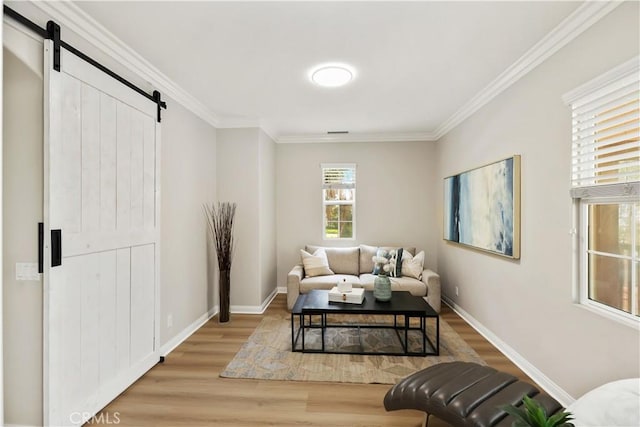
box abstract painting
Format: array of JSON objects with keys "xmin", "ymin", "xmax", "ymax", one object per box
[{"xmin": 444, "ymin": 156, "xmax": 520, "ymax": 259}]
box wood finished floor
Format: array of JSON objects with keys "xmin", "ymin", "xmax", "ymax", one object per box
[{"xmin": 95, "ymin": 295, "xmax": 535, "ymax": 426}]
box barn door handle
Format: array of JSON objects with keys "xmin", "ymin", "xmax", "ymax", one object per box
[
  {"xmin": 38, "ymin": 223, "xmax": 44, "ymax": 273},
  {"xmin": 51, "ymin": 229, "xmax": 62, "ymax": 267}
]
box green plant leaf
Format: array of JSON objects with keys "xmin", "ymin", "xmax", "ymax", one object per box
[
  {"xmin": 500, "ymin": 394, "xmax": 574, "ymax": 427},
  {"xmin": 520, "ymin": 395, "xmax": 545, "ymax": 426},
  {"xmin": 500, "ymin": 403, "xmax": 531, "ymax": 427},
  {"xmin": 547, "ymin": 410, "xmax": 574, "ymax": 427}
]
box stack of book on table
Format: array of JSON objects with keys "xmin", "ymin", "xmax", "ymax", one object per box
[{"xmin": 328, "ymin": 287, "xmax": 365, "ymax": 304}]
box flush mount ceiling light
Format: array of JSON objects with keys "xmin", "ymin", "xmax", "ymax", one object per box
[{"xmin": 310, "ymin": 64, "xmax": 355, "ymax": 88}]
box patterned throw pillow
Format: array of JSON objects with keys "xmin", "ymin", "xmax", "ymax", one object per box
[
  {"xmin": 401, "ymin": 250, "xmax": 425, "ymax": 280},
  {"xmin": 372, "ymin": 248, "xmax": 403, "ymax": 277},
  {"xmin": 300, "ymin": 248, "xmax": 334, "ymax": 277}
]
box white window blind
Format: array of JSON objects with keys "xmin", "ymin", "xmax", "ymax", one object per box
[
  {"xmin": 564, "ymin": 56, "xmax": 640, "ymax": 197},
  {"xmin": 322, "ymin": 164, "xmax": 356, "ymax": 189},
  {"xmin": 565, "ymin": 57, "xmax": 640, "ymax": 326}
]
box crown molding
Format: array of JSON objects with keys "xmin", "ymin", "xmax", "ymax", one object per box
[
  {"xmin": 30, "ymin": 0, "xmax": 221, "ymax": 128},
  {"xmin": 433, "ymin": 0, "xmax": 623, "ymax": 140},
  {"xmin": 280, "ymin": 1, "xmax": 623, "ymax": 144},
  {"xmin": 25, "ymin": 0, "xmax": 623, "ymax": 143},
  {"xmin": 562, "ymin": 55, "xmax": 639, "ymax": 105},
  {"xmin": 217, "ymin": 118, "xmax": 261, "ymax": 129},
  {"xmin": 277, "ymin": 131, "xmax": 437, "ymax": 144},
  {"xmin": 215, "ymin": 118, "xmax": 279, "ymax": 142},
  {"xmin": 257, "ymin": 122, "xmax": 279, "ymax": 143}
]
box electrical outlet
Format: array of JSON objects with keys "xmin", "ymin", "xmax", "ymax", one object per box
[
  {"xmin": 455, "ymin": 286, "xmax": 459, "ymax": 296},
  {"xmin": 167, "ymin": 314, "xmax": 173, "ymax": 328}
]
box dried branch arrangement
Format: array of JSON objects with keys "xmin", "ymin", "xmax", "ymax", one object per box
[
  {"xmin": 204, "ymin": 202, "xmax": 237, "ymax": 271},
  {"xmin": 205, "ymin": 202, "xmax": 236, "ymax": 322}
]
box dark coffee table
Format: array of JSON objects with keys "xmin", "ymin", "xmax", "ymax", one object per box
[{"xmin": 291, "ymin": 290, "xmax": 439, "ymax": 356}]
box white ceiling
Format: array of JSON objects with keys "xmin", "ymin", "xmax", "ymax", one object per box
[{"xmin": 74, "ymin": 1, "xmax": 581, "ymax": 141}]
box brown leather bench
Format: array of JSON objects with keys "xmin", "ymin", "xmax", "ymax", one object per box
[{"xmin": 384, "ymin": 362, "xmax": 563, "ymax": 427}]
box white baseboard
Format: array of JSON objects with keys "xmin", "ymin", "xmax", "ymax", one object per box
[
  {"xmin": 230, "ymin": 287, "xmax": 280, "ymax": 314},
  {"xmin": 159, "ymin": 305, "xmax": 218, "ymax": 357},
  {"xmin": 158, "ymin": 287, "xmax": 280, "ymax": 359},
  {"xmin": 442, "ymin": 295, "xmax": 575, "ymax": 407}
]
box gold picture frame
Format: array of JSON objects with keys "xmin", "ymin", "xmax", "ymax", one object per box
[{"xmin": 444, "ymin": 155, "xmax": 521, "ymax": 259}]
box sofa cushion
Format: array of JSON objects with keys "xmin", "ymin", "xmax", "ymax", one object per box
[
  {"xmin": 402, "ymin": 251, "xmax": 425, "ymax": 280},
  {"xmin": 300, "ymin": 274, "xmax": 361, "ymax": 293},
  {"xmin": 359, "ymin": 244, "xmax": 378, "ymax": 274},
  {"xmin": 300, "ymin": 248, "xmax": 334, "ymax": 277},
  {"xmin": 306, "ymin": 245, "xmax": 359, "ymax": 275},
  {"xmin": 359, "ymin": 274, "xmax": 426, "ymax": 296}
]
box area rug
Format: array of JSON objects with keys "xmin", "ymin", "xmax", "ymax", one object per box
[{"xmin": 220, "ymin": 312, "xmax": 485, "ymax": 384}]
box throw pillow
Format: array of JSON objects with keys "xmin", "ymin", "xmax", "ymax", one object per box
[
  {"xmin": 359, "ymin": 244, "xmax": 378, "ymax": 274},
  {"xmin": 300, "ymin": 248, "xmax": 334, "ymax": 277},
  {"xmin": 402, "ymin": 250, "xmax": 425, "ymax": 279},
  {"xmin": 372, "ymin": 247, "xmax": 403, "ymax": 277},
  {"xmin": 388, "ymin": 248, "xmax": 403, "ymax": 277},
  {"xmin": 371, "ymin": 248, "xmax": 387, "ymax": 275}
]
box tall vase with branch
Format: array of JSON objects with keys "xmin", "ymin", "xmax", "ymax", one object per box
[{"xmin": 204, "ymin": 202, "xmax": 236, "ymax": 323}]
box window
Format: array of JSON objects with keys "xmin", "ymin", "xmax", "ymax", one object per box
[
  {"xmin": 322, "ymin": 164, "xmax": 355, "ymax": 239},
  {"xmin": 564, "ymin": 56, "xmax": 639, "ymax": 324},
  {"xmin": 583, "ymin": 201, "xmax": 639, "ymax": 317}
]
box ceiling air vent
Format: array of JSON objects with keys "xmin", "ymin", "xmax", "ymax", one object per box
[{"xmin": 327, "ymin": 131, "xmax": 349, "ymax": 134}]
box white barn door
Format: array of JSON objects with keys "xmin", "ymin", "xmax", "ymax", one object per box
[{"xmin": 43, "ymin": 40, "xmax": 160, "ymax": 426}]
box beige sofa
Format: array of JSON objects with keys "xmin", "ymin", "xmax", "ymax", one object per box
[{"xmin": 287, "ymin": 244, "xmax": 441, "ymax": 313}]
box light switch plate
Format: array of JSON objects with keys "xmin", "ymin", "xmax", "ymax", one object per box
[{"xmin": 16, "ymin": 262, "xmax": 40, "ymax": 281}]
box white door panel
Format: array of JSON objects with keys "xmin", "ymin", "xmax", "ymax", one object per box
[
  {"xmin": 44, "ymin": 40, "xmax": 160, "ymax": 426},
  {"xmin": 80, "ymin": 84, "xmax": 101, "ymax": 233},
  {"xmin": 130, "ymin": 244, "xmax": 156, "ymax": 363},
  {"xmin": 115, "ymin": 248, "xmax": 132, "ymax": 374},
  {"xmin": 99, "ymin": 94, "xmax": 117, "ymax": 232},
  {"xmin": 98, "ymin": 251, "xmax": 118, "ymax": 385}
]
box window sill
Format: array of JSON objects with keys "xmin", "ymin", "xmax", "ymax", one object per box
[{"xmin": 573, "ymin": 302, "xmax": 640, "ymax": 330}]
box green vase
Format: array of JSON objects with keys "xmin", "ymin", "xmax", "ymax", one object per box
[{"xmin": 374, "ymin": 275, "xmax": 392, "ymax": 301}]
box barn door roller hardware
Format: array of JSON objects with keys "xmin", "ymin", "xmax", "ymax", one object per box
[
  {"xmin": 4, "ymin": 5, "xmax": 167, "ymax": 122},
  {"xmin": 46, "ymin": 20, "xmax": 61, "ymax": 71}
]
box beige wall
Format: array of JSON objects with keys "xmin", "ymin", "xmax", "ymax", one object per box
[
  {"xmin": 160, "ymin": 97, "xmax": 217, "ymax": 345},
  {"xmin": 2, "ymin": 24, "xmax": 218, "ymax": 425},
  {"xmin": 435, "ymin": 2, "xmax": 640, "ymax": 400},
  {"xmin": 276, "ymin": 141, "xmax": 437, "ymax": 287},
  {"xmin": 216, "ymin": 128, "xmax": 277, "ymax": 309},
  {"xmin": 259, "ymin": 130, "xmax": 277, "ymax": 301},
  {"xmin": 2, "ymin": 45, "xmax": 44, "ymax": 426},
  {"xmin": 216, "ymin": 128, "xmax": 261, "ymax": 307}
]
